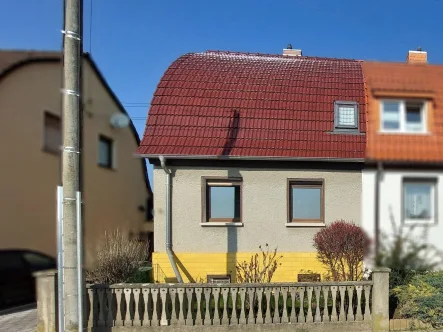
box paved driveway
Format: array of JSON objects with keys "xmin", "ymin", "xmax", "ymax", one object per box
[{"xmin": 0, "ymin": 307, "xmax": 37, "ymax": 332}]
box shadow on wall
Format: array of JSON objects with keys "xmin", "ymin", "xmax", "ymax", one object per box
[{"xmin": 221, "ymin": 109, "xmax": 240, "ymax": 156}]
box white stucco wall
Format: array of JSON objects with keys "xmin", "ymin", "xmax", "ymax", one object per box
[
  {"xmin": 362, "ymin": 170, "xmax": 443, "ymax": 267},
  {"xmin": 154, "ymin": 166, "xmax": 362, "ymax": 253}
]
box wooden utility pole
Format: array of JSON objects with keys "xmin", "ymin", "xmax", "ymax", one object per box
[{"xmin": 61, "ymin": 0, "xmax": 83, "ymax": 330}]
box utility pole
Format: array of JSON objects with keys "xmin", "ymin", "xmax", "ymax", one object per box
[{"xmin": 61, "ymin": 0, "xmax": 83, "ymax": 330}]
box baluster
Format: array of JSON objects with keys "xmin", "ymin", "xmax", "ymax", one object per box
[
  {"xmin": 133, "ymin": 289, "xmax": 141, "ymax": 326},
  {"xmin": 124, "ymin": 288, "xmax": 132, "ymax": 326},
  {"xmin": 105, "ymin": 288, "xmax": 113, "ymax": 327},
  {"xmin": 238, "ymin": 287, "xmax": 247, "ymax": 325},
  {"xmin": 247, "ymin": 288, "xmax": 256, "ymax": 324},
  {"xmin": 212, "ymin": 288, "xmax": 221, "ymax": 325},
  {"xmin": 97, "ymin": 288, "xmax": 106, "ymax": 326},
  {"xmin": 264, "ymin": 287, "xmax": 272, "ymax": 324},
  {"xmin": 255, "ymin": 287, "xmax": 264, "ymax": 324},
  {"xmin": 272, "ymin": 287, "xmax": 281, "ymax": 323},
  {"xmin": 355, "ymin": 286, "xmax": 363, "ymax": 321},
  {"xmin": 230, "ymin": 287, "xmax": 239, "ymax": 324},
  {"xmin": 330, "ymin": 286, "xmax": 338, "ymax": 322},
  {"xmin": 151, "ymin": 288, "xmax": 159, "ymax": 326},
  {"xmin": 221, "ymin": 288, "xmax": 229, "ymax": 325},
  {"xmin": 185, "ymin": 288, "xmax": 194, "ymax": 325},
  {"xmin": 177, "ymin": 288, "xmax": 186, "ymax": 325},
  {"xmin": 338, "ymin": 286, "xmax": 346, "ymax": 321},
  {"xmin": 87, "ymin": 288, "xmax": 94, "ymax": 328},
  {"xmin": 195, "ymin": 288, "xmax": 203, "ymax": 325},
  {"xmin": 160, "ymin": 288, "xmax": 168, "ymax": 326},
  {"xmin": 322, "ymin": 286, "xmax": 329, "ymax": 322},
  {"xmin": 347, "ymin": 286, "xmax": 355, "ymax": 321},
  {"xmin": 142, "ymin": 288, "xmax": 150, "ymax": 326},
  {"xmin": 306, "ymin": 286, "xmax": 314, "ymax": 322},
  {"xmin": 289, "ymin": 287, "xmax": 297, "ymax": 323},
  {"xmin": 114, "ymin": 289, "xmax": 124, "ymax": 326},
  {"xmin": 314, "ymin": 286, "xmax": 321, "ymax": 322},
  {"xmin": 281, "ymin": 287, "xmax": 289, "ymax": 323},
  {"xmin": 169, "ymin": 288, "xmax": 177, "ymax": 325},
  {"xmin": 364, "ymin": 285, "xmax": 372, "ymax": 320},
  {"xmin": 204, "ymin": 288, "xmax": 212, "ymax": 325},
  {"xmin": 297, "ymin": 286, "xmax": 305, "ymax": 323}
]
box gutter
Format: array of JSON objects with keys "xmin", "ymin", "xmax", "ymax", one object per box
[
  {"xmin": 159, "ymin": 156, "xmax": 184, "ymax": 283},
  {"xmin": 374, "ymin": 161, "xmax": 383, "ymax": 265}
]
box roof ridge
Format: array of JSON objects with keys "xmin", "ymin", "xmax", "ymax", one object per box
[{"xmin": 203, "ymin": 50, "xmax": 360, "ymax": 62}]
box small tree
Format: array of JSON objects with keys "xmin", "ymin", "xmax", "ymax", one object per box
[
  {"xmin": 313, "ymin": 220, "xmax": 370, "ymax": 281},
  {"xmin": 236, "ymin": 244, "xmax": 283, "ymax": 283},
  {"xmin": 86, "ymin": 229, "xmax": 149, "ymax": 284}
]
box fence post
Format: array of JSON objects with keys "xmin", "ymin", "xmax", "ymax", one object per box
[
  {"xmin": 34, "ymin": 269, "xmax": 57, "ymax": 332},
  {"xmin": 371, "ymin": 267, "xmax": 391, "ymax": 332}
]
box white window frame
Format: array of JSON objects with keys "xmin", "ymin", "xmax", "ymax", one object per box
[
  {"xmin": 402, "ymin": 178, "xmax": 437, "ymax": 225},
  {"xmin": 380, "ymin": 99, "xmax": 427, "ymax": 134}
]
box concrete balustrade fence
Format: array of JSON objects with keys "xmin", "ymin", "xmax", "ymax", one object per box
[{"xmin": 35, "ymin": 268, "xmax": 391, "ymax": 332}]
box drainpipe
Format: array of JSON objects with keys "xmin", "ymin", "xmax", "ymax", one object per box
[
  {"xmin": 159, "ymin": 156, "xmax": 184, "ymax": 283},
  {"xmin": 374, "ymin": 162, "xmax": 383, "ymax": 265}
]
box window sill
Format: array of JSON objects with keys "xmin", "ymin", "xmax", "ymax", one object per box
[
  {"xmin": 200, "ymin": 222, "xmax": 244, "ymax": 227},
  {"xmin": 98, "ymin": 164, "xmax": 116, "ymax": 171},
  {"xmin": 286, "ymin": 222, "xmax": 326, "ymax": 227}
]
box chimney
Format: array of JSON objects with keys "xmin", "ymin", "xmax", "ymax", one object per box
[
  {"xmin": 406, "ymin": 47, "xmax": 427, "ymax": 64},
  {"xmin": 283, "ymin": 44, "xmax": 302, "ymax": 57}
]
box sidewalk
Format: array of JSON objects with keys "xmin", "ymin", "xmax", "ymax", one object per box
[{"xmin": 0, "ymin": 306, "xmax": 37, "ymax": 332}]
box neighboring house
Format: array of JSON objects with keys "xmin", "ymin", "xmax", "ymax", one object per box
[
  {"xmin": 0, "ymin": 50, "xmax": 153, "ymax": 268},
  {"xmin": 137, "ymin": 49, "xmax": 367, "ymax": 283},
  {"xmin": 361, "ymin": 49, "xmax": 443, "ymax": 267}
]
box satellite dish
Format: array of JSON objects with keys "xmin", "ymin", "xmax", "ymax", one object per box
[{"xmin": 110, "ymin": 113, "xmax": 130, "ymax": 129}]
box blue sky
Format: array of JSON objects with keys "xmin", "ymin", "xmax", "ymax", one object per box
[{"xmin": 1, "ymin": 0, "xmax": 443, "ymax": 184}]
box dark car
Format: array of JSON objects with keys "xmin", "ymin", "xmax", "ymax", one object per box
[{"xmin": 0, "ymin": 249, "xmax": 56, "ymax": 309}]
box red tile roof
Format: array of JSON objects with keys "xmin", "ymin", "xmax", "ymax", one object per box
[{"xmin": 138, "ymin": 51, "xmax": 367, "ymax": 160}]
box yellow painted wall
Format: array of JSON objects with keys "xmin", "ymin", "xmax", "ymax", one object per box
[{"xmin": 152, "ymin": 252, "xmax": 327, "ymax": 283}]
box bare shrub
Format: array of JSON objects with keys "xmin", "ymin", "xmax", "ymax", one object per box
[
  {"xmin": 313, "ymin": 220, "xmax": 370, "ymax": 281},
  {"xmin": 236, "ymin": 244, "xmax": 283, "ymax": 283},
  {"xmin": 86, "ymin": 229, "xmax": 149, "ymax": 284}
]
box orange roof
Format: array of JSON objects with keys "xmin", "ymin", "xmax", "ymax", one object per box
[{"xmin": 362, "ymin": 61, "xmax": 443, "ymax": 162}]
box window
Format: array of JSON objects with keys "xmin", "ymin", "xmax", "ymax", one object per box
[
  {"xmin": 334, "ymin": 101, "xmax": 358, "ymax": 131},
  {"xmin": 203, "ymin": 178, "xmax": 242, "ymax": 223},
  {"xmin": 289, "ymin": 179, "xmax": 324, "ymax": 223},
  {"xmin": 98, "ymin": 135, "xmax": 113, "ymax": 168},
  {"xmin": 381, "ymin": 100, "xmax": 426, "ymax": 133},
  {"xmin": 403, "ymin": 178, "xmax": 437, "ymax": 225},
  {"xmin": 207, "ymin": 275, "xmax": 231, "ymax": 284},
  {"xmin": 43, "ymin": 112, "xmax": 61, "ymax": 154}
]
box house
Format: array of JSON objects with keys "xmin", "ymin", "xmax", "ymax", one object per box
[
  {"xmin": 361, "ymin": 49, "xmax": 443, "ymax": 267},
  {"xmin": 137, "ymin": 49, "xmax": 367, "ymax": 283},
  {"xmin": 0, "ymin": 50, "xmax": 153, "ymax": 267}
]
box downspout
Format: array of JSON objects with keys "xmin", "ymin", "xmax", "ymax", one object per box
[
  {"xmin": 374, "ymin": 161, "xmax": 383, "ymax": 266},
  {"xmin": 159, "ymin": 156, "xmax": 184, "ymax": 283}
]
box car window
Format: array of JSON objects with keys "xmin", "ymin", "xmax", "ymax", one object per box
[
  {"xmin": 22, "ymin": 252, "xmax": 55, "ymax": 269},
  {"xmin": 0, "ymin": 252, "xmax": 27, "ymax": 272}
]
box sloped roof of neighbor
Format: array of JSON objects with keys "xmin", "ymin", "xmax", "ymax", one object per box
[
  {"xmin": 138, "ymin": 51, "xmax": 367, "ymax": 160},
  {"xmin": 363, "ymin": 61, "xmax": 443, "ymax": 162}
]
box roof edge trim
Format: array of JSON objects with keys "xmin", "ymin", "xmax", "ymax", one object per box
[{"xmin": 136, "ymin": 154, "xmax": 364, "ymax": 163}]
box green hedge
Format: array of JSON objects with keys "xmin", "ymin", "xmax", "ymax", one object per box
[{"xmin": 393, "ymin": 271, "xmax": 443, "ymax": 328}]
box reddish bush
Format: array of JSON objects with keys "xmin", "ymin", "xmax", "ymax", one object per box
[{"xmin": 313, "ymin": 220, "xmax": 370, "ymax": 281}]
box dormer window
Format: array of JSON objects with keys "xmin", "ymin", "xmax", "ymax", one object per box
[
  {"xmin": 381, "ymin": 100, "xmax": 426, "ymax": 133},
  {"xmin": 334, "ymin": 101, "xmax": 359, "ymax": 132}
]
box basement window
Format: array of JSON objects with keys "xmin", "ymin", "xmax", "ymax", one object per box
[
  {"xmin": 207, "ymin": 275, "xmax": 231, "ymax": 284},
  {"xmin": 334, "ymin": 101, "xmax": 359, "ymax": 132}
]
